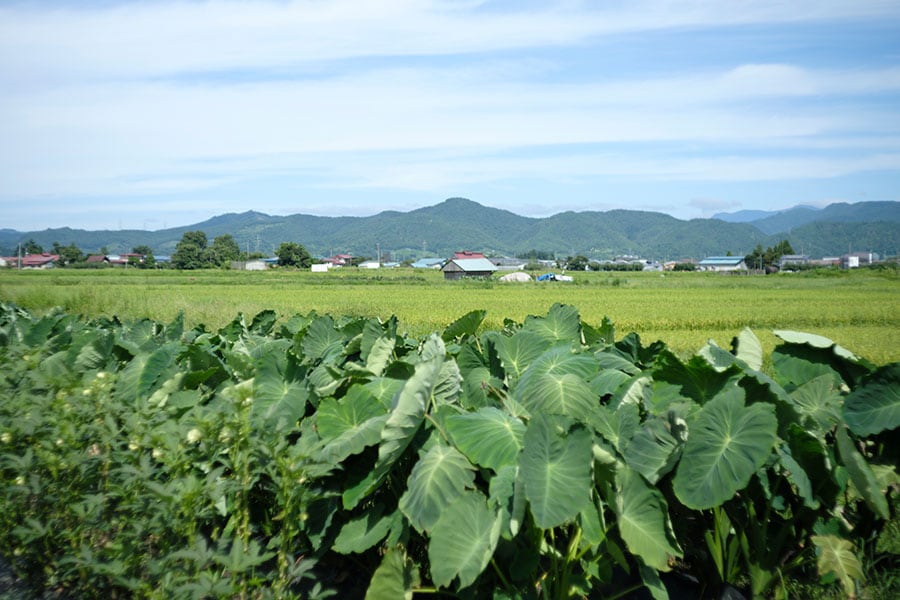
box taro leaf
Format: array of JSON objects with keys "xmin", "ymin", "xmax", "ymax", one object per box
[
  {"xmin": 673, "ymin": 389, "xmax": 778, "ymax": 510},
  {"xmin": 333, "ymin": 503, "xmax": 400, "ymax": 555},
  {"xmin": 489, "ymin": 465, "xmax": 526, "ymax": 539},
  {"xmin": 432, "ymin": 360, "xmax": 462, "ymax": 407},
  {"xmin": 653, "ymin": 349, "xmax": 741, "ymax": 405},
  {"xmin": 302, "ymin": 316, "xmax": 345, "ymax": 365},
  {"xmin": 624, "ymin": 418, "xmax": 681, "ymax": 485},
  {"xmin": 317, "ymin": 385, "xmax": 387, "ymax": 441},
  {"xmin": 773, "ymin": 330, "xmax": 874, "ymax": 388},
  {"xmin": 615, "ymin": 466, "xmax": 681, "ymax": 572},
  {"xmin": 253, "ymin": 352, "xmax": 308, "ymax": 431},
  {"xmin": 522, "ymin": 303, "xmax": 582, "ymax": 345},
  {"xmin": 428, "ymin": 491, "xmax": 502, "ymax": 589},
  {"xmin": 731, "ymin": 327, "xmax": 763, "ymax": 372},
  {"xmin": 455, "ymin": 342, "xmax": 486, "ymax": 375},
  {"xmin": 317, "ymin": 386, "xmax": 389, "ymax": 461},
  {"xmin": 811, "ymin": 535, "xmax": 863, "ymax": 598},
  {"xmin": 614, "ymin": 332, "xmax": 666, "ymax": 368},
  {"xmin": 361, "ymin": 317, "xmax": 393, "ymax": 361},
  {"xmin": 639, "ymin": 563, "xmax": 670, "ymax": 600},
  {"xmin": 595, "ymin": 351, "xmax": 642, "ymax": 376},
  {"xmin": 459, "ymin": 366, "xmax": 493, "ymax": 409},
  {"xmin": 321, "ymin": 415, "xmax": 388, "ymax": 464},
  {"xmin": 515, "ymin": 345, "xmax": 598, "ymax": 398},
  {"xmin": 843, "ymin": 363, "xmax": 900, "ymax": 436},
  {"xmin": 442, "ymin": 309, "xmax": 487, "ymax": 342},
  {"xmin": 590, "ymin": 369, "xmax": 632, "ymax": 398},
  {"xmin": 365, "ymin": 546, "xmax": 419, "ymax": 600},
  {"xmin": 611, "ymin": 374, "xmax": 652, "ymax": 410},
  {"xmin": 365, "ymin": 377, "xmax": 405, "ymax": 410},
  {"xmin": 365, "ymin": 335, "xmax": 396, "ymax": 377},
  {"xmin": 248, "ymin": 309, "xmax": 277, "ymax": 335},
  {"xmin": 73, "ymin": 329, "xmax": 114, "ymax": 371},
  {"xmin": 520, "ymin": 413, "xmax": 592, "ymax": 529},
  {"xmin": 494, "ymin": 330, "xmax": 546, "ymax": 382},
  {"xmin": 343, "ymin": 356, "xmax": 442, "ymax": 509},
  {"xmin": 587, "ymin": 402, "xmax": 640, "ymax": 455},
  {"xmin": 517, "ymin": 372, "xmax": 596, "ymax": 421},
  {"xmin": 446, "ymin": 407, "xmax": 526, "ymax": 470},
  {"xmin": 114, "ymin": 342, "xmax": 179, "ymax": 403},
  {"xmin": 835, "ymin": 425, "xmax": 889, "ymax": 519},
  {"xmin": 777, "ymin": 443, "xmax": 819, "ymax": 509},
  {"xmin": 400, "ymin": 444, "xmax": 476, "ymax": 533},
  {"xmin": 789, "ymin": 374, "xmax": 842, "ymax": 432},
  {"xmin": 114, "ymin": 319, "xmax": 159, "ymax": 356}
]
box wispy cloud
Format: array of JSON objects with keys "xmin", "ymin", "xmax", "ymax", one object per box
[{"xmin": 1, "ymin": 0, "xmax": 898, "ymax": 229}]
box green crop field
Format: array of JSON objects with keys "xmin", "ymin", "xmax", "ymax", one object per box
[{"xmin": 1, "ymin": 266, "xmax": 898, "ymax": 364}]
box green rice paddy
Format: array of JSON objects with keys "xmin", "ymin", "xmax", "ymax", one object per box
[{"xmin": 2, "ymin": 267, "xmax": 898, "ymax": 364}]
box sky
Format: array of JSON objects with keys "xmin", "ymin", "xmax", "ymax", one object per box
[{"xmin": 2, "ymin": 0, "xmax": 899, "ymax": 232}]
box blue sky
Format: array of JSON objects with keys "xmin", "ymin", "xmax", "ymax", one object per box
[{"xmin": 2, "ymin": 0, "xmax": 899, "ymax": 232}]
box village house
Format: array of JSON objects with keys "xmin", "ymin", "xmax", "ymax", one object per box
[
  {"xmin": 698, "ymin": 256, "xmax": 748, "ymax": 272},
  {"xmin": 441, "ymin": 257, "xmax": 498, "ymax": 280},
  {"xmin": 0, "ymin": 253, "xmax": 60, "ymax": 269}
]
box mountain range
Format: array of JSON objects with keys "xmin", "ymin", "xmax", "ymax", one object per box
[{"xmin": 2, "ymin": 198, "xmax": 898, "ymax": 261}]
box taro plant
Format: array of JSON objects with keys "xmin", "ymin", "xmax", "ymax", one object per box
[{"xmin": 0, "ymin": 300, "xmax": 897, "ymax": 599}]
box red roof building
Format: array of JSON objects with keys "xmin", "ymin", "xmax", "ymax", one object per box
[{"xmin": 453, "ymin": 251, "xmax": 485, "ymax": 260}]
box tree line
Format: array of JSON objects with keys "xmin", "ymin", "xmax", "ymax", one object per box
[{"xmin": 10, "ymin": 231, "xmax": 317, "ymax": 270}]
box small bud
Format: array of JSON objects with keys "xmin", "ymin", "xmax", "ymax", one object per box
[{"xmin": 186, "ymin": 428, "xmax": 202, "ymax": 444}]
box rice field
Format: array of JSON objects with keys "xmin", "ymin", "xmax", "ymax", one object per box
[{"xmin": 1, "ymin": 266, "xmax": 898, "ymax": 364}]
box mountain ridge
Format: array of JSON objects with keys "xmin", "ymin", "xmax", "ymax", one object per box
[{"xmin": 3, "ymin": 198, "xmax": 898, "ymax": 261}]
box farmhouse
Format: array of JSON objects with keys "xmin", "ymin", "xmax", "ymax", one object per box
[
  {"xmin": 0, "ymin": 253, "xmax": 60, "ymax": 269},
  {"xmin": 453, "ymin": 250, "xmax": 485, "ymax": 260},
  {"xmin": 441, "ymin": 258, "xmax": 497, "ymax": 280},
  {"xmin": 698, "ymin": 256, "xmax": 748, "ymax": 272}
]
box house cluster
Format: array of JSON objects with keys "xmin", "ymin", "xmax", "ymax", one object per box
[
  {"xmin": 694, "ymin": 251, "xmax": 882, "ymax": 272},
  {"xmin": 0, "ymin": 253, "xmax": 60, "ymax": 269}
]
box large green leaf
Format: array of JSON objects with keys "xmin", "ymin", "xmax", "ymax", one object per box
[
  {"xmin": 114, "ymin": 342, "xmax": 180, "ymax": 403},
  {"xmin": 843, "ymin": 363, "xmax": 900, "ymax": 436},
  {"xmin": 494, "ymin": 330, "xmax": 546, "ymax": 382},
  {"xmin": 653, "ymin": 349, "xmax": 741, "ymax": 405},
  {"xmin": 811, "ymin": 535, "xmax": 863, "ymax": 598},
  {"xmin": 317, "ymin": 385, "xmax": 387, "ymax": 441},
  {"xmin": 301, "ymin": 315, "xmax": 345, "ymax": 364},
  {"xmin": 789, "ymin": 374, "xmax": 843, "ymax": 432},
  {"xmin": 318, "ymin": 385, "xmax": 389, "ymax": 462},
  {"xmin": 333, "ymin": 504, "xmax": 400, "ymax": 555},
  {"xmin": 515, "ymin": 345, "xmax": 598, "ymax": 405},
  {"xmin": 673, "ymin": 389, "xmax": 777, "ymax": 509},
  {"xmin": 522, "ymin": 303, "xmax": 582, "ymax": 345},
  {"xmin": 252, "ymin": 352, "xmax": 308, "ymax": 431},
  {"xmin": 428, "ymin": 491, "xmax": 502, "ymax": 589},
  {"xmin": 615, "ymin": 467, "xmax": 681, "ymax": 572},
  {"xmin": 343, "ymin": 355, "xmax": 442, "ymax": 509},
  {"xmin": 731, "ymin": 327, "xmax": 763, "ymax": 372},
  {"xmin": 835, "ymin": 425, "xmax": 889, "ymax": 519},
  {"xmin": 399, "ymin": 444, "xmax": 476, "ymax": 533},
  {"xmin": 773, "ymin": 329, "xmax": 874, "ymax": 387},
  {"xmin": 442, "ymin": 309, "xmax": 486, "ymax": 341},
  {"xmin": 517, "ymin": 372, "xmax": 597, "ymax": 421},
  {"xmin": 365, "ymin": 335, "xmax": 396, "ymax": 377},
  {"xmin": 365, "ymin": 546, "xmax": 419, "ymax": 600},
  {"xmin": 445, "ymin": 407, "xmax": 525, "ymax": 471},
  {"xmin": 519, "ymin": 413, "xmax": 592, "ymax": 529},
  {"xmin": 624, "ymin": 418, "xmax": 681, "ymax": 484}
]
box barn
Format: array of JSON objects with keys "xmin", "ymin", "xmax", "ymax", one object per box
[{"xmin": 440, "ymin": 258, "xmax": 497, "ymax": 280}]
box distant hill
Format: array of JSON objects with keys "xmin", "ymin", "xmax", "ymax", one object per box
[
  {"xmin": 711, "ymin": 209, "xmax": 782, "ymax": 223},
  {"xmin": 4, "ymin": 198, "xmax": 899, "ymax": 261},
  {"xmin": 747, "ymin": 201, "xmax": 900, "ymax": 235}
]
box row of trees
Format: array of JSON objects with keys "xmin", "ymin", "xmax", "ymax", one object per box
[
  {"xmin": 171, "ymin": 232, "xmax": 315, "ymax": 270},
  {"xmin": 744, "ymin": 239, "xmax": 795, "ymax": 270}
]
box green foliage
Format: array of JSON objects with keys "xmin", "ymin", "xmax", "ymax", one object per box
[
  {"xmin": 0, "ymin": 301, "xmax": 897, "ymax": 598},
  {"xmin": 276, "ymin": 241, "xmax": 312, "ymax": 268},
  {"xmin": 171, "ymin": 230, "xmax": 209, "ymax": 269}
]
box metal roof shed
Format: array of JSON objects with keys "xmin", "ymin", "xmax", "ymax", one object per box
[{"xmin": 441, "ymin": 258, "xmax": 497, "ymax": 280}]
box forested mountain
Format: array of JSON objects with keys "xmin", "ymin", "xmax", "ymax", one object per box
[{"xmin": 5, "ymin": 198, "xmax": 899, "ymax": 260}]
